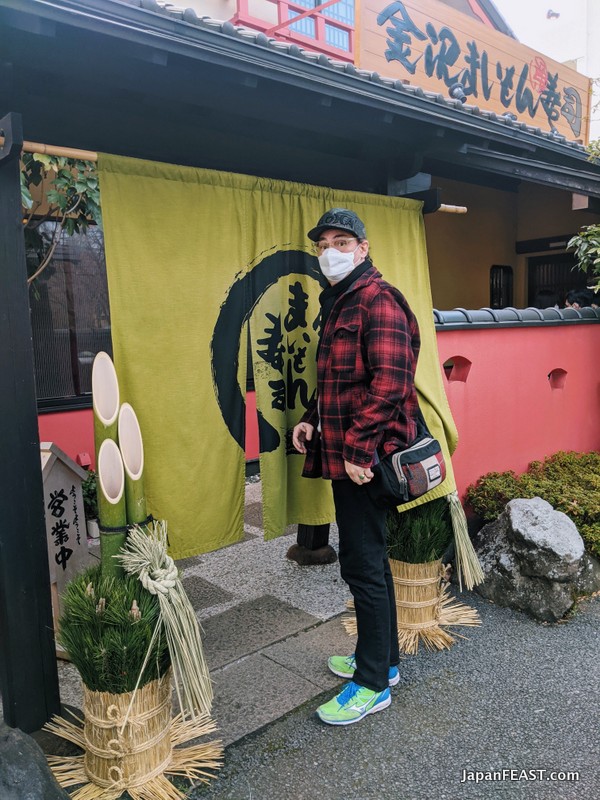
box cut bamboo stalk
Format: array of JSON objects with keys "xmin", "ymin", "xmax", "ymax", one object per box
[
  {"xmin": 0, "ymin": 136, "xmax": 98, "ymax": 161},
  {"xmin": 118, "ymin": 403, "xmax": 148, "ymax": 526},
  {"xmin": 92, "ymin": 352, "xmax": 120, "ymax": 466},
  {"xmin": 438, "ymin": 203, "xmax": 467, "ymax": 214},
  {"xmin": 97, "ymin": 439, "xmax": 127, "ymax": 579}
]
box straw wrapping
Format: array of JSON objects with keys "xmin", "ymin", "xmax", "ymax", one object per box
[
  {"xmin": 396, "ymin": 619, "xmax": 441, "ymax": 630},
  {"xmin": 45, "ymin": 700, "xmax": 223, "ymax": 799},
  {"xmin": 82, "ymin": 671, "xmax": 172, "ymax": 790},
  {"xmin": 84, "ymin": 694, "xmax": 171, "ymax": 730},
  {"xmin": 392, "ymin": 575, "xmax": 440, "ymax": 586},
  {"xmin": 343, "ymin": 557, "xmax": 481, "ymax": 654},
  {"xmin": 394, "ymin": 596, "xmax": 440, "ymax": 608}
]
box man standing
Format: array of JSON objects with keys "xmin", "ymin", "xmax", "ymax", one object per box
[{"xmin": 293, "ymin": 208, "xmax": 420, "ymax": 726}]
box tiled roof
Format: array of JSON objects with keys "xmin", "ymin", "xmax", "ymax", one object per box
[
  {"xmin": 434, "ymin": 306, "xmax": 600, "ymax": 328},
  {"xmin": 135, "ymin": 0, "xmax": 589, "ymax": 154}
]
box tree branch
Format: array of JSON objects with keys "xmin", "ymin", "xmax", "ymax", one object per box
[{"xmin": 27, "ymin": 196, "xmax": 83, "ymax": 285}]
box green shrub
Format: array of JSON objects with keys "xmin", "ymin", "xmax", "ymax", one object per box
[
  {"xmin": 387, "ymin": 497, "xmax": 453, "ymax": 563},
  {"xmin": 466, "ymin": 451, "xmax": 600, "ymax": 558},
  {"xmin": 81, "ymin": 469, "xmax": 98, "ymax": 520}
]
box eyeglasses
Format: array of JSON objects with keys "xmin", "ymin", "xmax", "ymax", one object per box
[{"xmin": 312, "ymin": 237, "xmax": 359, "ymax": 255}]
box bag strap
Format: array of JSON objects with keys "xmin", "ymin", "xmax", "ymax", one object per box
[
  {"xmin": 374, "ymin": 402, "xmax": 432, "ymax": 465},
  {"xmin": 415, "ymin": 404, "xmax": 431, "ymax": 439}
]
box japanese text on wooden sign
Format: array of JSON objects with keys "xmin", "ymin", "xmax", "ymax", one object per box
[{"xmin": 358, "ymin": 0, "xmax": 590, "ymax": 142}]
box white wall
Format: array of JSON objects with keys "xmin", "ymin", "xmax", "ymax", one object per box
[{"xmin": 170, "ymin": 0, "xmax": 236, "ymax": 21}]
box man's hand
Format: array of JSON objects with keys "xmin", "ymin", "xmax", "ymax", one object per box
[
  {"xmin": 344, "ymin": 461, "xmax": 374, "ymax": 485},
  {"xmin": 292, "ymin": 422, "xmax": 314, "ymax": 454}
]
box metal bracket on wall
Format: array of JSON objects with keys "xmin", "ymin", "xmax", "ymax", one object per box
[
  {"xmin": 388, "ymin": 171, "xmax": 432, "ymax": 196},
  {"xmin": 388, "ymin": 173, "xmax": 443, "ymax": 214},
  {"xmin": 0, "ymin": 112, "xmax": 23, "ymax": 163}
]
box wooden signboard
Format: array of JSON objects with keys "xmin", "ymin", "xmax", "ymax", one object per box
[
  {"xmin": 41, "ymin": 442, "xmax": 90, "ymax": 626},
  {"xmin": 357, "ymin": 0, "xmax": 591, "ymax": 142}
]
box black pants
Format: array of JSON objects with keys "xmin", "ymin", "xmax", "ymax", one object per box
[{"xmin": 332, "ymin": 479, "xmax": 399, "ymax": 692}]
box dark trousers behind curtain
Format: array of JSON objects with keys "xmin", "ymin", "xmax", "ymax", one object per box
[{"xmin": 332, "ymin": 479, "xmax": 399, "ymax": 692}]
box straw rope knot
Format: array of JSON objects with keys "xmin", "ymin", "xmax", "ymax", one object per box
[
  {"xmin": 107, "ymin": 766, "xmax": 128, "ymax": 791},
  {"xmin": 139, "ymin": 556, "xmax": 178, "ymax": 596},
  {"xmin": 107, "ymin": 737, "xmax": 127, "ymax": 757}
]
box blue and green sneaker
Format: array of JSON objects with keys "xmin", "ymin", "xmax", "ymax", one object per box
[
  {"xmin": 316, "ymin": 681, "xmax": 391, "ymax": 726},
  {"xmin": 328, "ymin": 654, "xmax": 400, "ymax": 687}
]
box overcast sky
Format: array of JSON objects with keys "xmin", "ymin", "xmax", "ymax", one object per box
[
  {"xmin": 490, "ymin": 0, "xmax": 578, "ymax": 53},
  {"xmin": 492, "ymin": 0, "xmax": 558, "ymax": 35}
]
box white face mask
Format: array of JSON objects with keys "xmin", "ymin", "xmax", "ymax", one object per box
[{"xmin": 318, "ymin": 246, "xmax": 359, "ymax": 283}]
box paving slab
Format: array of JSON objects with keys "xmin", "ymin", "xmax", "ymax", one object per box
[
  {"xmin": 210, "ymin": 653, "xmax": 319, "ymax": 747},
  {"xmin": 185, "ymin": 531, "xmax": 349, "ymax": 622},
  {"xmin": 244, "ymin": 500, "xmax": 263, "ymax": 529},
  {"xmin": 263, "ymin": 616, "xmax": 357, "ymax": 691},
  {"xmin": 181, "ymin": 575, "xmax": 235, "ymax": 611},
  {"xmin": 56, "ymin": 660, "xmax": 83, "ymax": 711},
  {"xmin": 202, "ymin": 595, "xmax": 321, "ymax": 670}
]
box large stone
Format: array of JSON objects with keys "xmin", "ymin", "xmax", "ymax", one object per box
[
  {"xmin": 575, "ymin": 551, "xmax": 600, "ymax": 595},
  {"xmin": 0, "ymin": 722, "xmax": 69, "ymax": 799},
  {"xmin": 473, "ymin": 497, "xmax": 587, "ymax": 622}
]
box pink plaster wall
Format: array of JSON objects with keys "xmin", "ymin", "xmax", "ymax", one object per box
[
  {"xmin": 38, "ymin": 324, "xmax": 600, "ymax": 497},
  {"xmin": 436, "ymin": 324, "xmax": 600, "ymax": 498}
]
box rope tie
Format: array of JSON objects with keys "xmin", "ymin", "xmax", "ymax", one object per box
[
  {"xmin": 108, "ymin": 766, "xmax": 128, "ymax": 790},
  {"xmin": 397, "ymin": 619, "xmax": 441, "ymax": 630},
  {"xmin": 107, "ymin": 738, "xmax": 125, "ymax": 757},
  {"xmin": 392, "ymin": 575, "xmax": 440, "ymax": 586},
  {"xmin": 83, "ymin": 763, "xmax": 129, "ymax": 791},
  {"xmin": 395, "ymin": 597, "xmax": 440, "ymax": 609},
  {"xmin": 84, "ymin": 750, "xmax": 173, "ymax": 789},
  {"xmin": 139, "ymin": 556, "xmax": 178, "ymax": 595},
  {"xmin": 83, "ymin": 722, "xmax": 171, "ymax": 760},
  {"xmin": 84, "ymin": 692, "xmax": 171, "ymax": 729}
]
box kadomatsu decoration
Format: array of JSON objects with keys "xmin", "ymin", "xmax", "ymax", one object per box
[
  {"xmin": 344, "ymin": 496, "xmax": 482, "ymax": 654},
  {"xmin": 45, "ymin": 353, "xmax": 221, "ymax": 799}
]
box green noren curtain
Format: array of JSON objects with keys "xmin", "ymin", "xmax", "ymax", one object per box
[{"xmin": 98, "ymin": 154, "xmax": 457, "ymax": 557}]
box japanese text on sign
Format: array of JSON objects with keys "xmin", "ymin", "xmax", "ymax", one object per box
[
  {"xmin": 48, "ymin": 487, "xmax": 73, "ymax": 570},
  {"xmin": 376, "ymin": 1, "xmax": 583, "ymax": 138}
]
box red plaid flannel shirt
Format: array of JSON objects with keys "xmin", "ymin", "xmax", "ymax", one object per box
[{"xmin": 301, "ymin": 265, "xmax": 420, "ymax": 480}]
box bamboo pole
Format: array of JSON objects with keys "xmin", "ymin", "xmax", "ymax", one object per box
[
  {"xmin": 0, "ymin": 136, "xmax": 97, "ymax": 161},
  {"xmin": 3, "ymin": 138, "xmax": 469, "ymax": 213},
  {"xmin": 438, "ymin": 204, "xmax": 467, "ymax": 214},
  {"xmin": 97, "ymin": 439, "xmax": 127, "ymax": 579},
  {"xmin": 92, "ymin": 352, "xmax": 120, "ymax": 467},
  {"xmin": 118, "ymin": 403, "xmax": 148, "ymax": 526}
]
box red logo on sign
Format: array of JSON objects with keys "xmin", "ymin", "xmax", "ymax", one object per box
[{"xmin": 529, "ymin": 57, "xmax": 549, "ymax": 93}]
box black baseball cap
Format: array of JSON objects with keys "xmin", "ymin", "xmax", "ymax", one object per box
[{"xmin": 307, "ymin": 208, "xmax": 367, "ymax": 242}]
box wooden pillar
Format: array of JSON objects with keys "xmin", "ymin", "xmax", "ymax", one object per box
[{"xmin": 0, "ymin": 112, "xmax": 61, "ymax": 731}]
